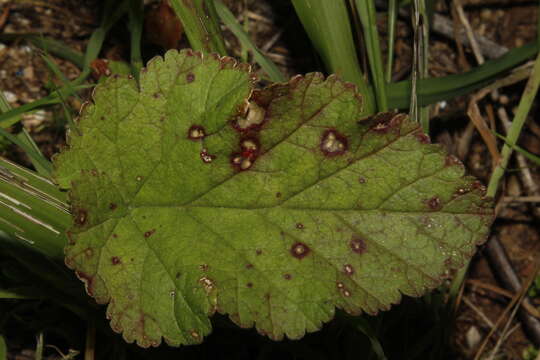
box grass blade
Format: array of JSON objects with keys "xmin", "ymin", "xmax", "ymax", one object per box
[
  {"xmin": 292, "ymin": 0, "xmax": 375, "ymax": 113},
  {"xmin": 388, "ymin": 42, "xmax": 538, "ymax": 108},
  {"xmin": 0, "ymin": 128, "xmax": 52, "ymax": 177},
  {"xmin": 386, "ymin": 0, "xmax": 398, "ymax": 82},
  {"xmin": 0, "ymin": 84, "xmax": 92, "ymax": 129},
  {"xmin": 215, "ymin": 0, "xmax": 286, "ymax": 82},
  {"xmin": 128, "ymin": 0, "xmax": 144, "ymax": 79},
  {"xmin": 493, "ymin": 133, "xmax": 540, "ymax": 165},
  {"xmin": 487, "ymin": 51, "xmax": 540, "ymax": 197},
  {"xmin": 0, "ymin": 34, "xmax": 84, "ymax": 68},
  {"xmin": 0, "ymin": 158, "xmax": 70, "ymax": 259},
  {"xmin": 169, "ymin": 0, "xmax": 227, "ymax": 55},
  {"xmin": 354, "ymin": 0, "xmax": 388, "ymax": 111},
  {"xmin": 0, "ymin": 92, "xmax": 52, "ymax": 177}
]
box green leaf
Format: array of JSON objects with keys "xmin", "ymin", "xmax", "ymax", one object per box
[
  {"xmin": 0, "ymin": 335, "xmax": 5, "ymax": 360},
  {"xmin": 54, "ymin": 50, "xmax": 493, "ymax": 347}
]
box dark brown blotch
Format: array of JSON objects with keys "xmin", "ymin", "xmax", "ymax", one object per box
[
  {"xmin": 144, "ymin": 229, "xmax": 156, "ymax": 238},
  {"xmin": 415, "ymin": 133, "xmax": 431, "ymax": 144},
  {"xmin": 350, "ymin": 235, "xmax": 367, "ymax": 254},
  {"xmin": 426, "ymin": 196, "xmax": 442, "ymax": 211},
  {"xmin": 74, "ymin": 209, "xmax": 88, "ymax": 227}
]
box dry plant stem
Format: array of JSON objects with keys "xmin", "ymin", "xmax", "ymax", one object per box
[
  {"xmin": 456, "ymin": 0, "xmax": 500, "ymax": 164},
  {"xmin": 498, "ymin": 107, "xmax": 540, "ymax": 217},
  {"xmin": 467, "ymin": 279, "xmax": 540, "ymax": 318},
  {"xmin": 460, "ymin": 63, "xmax": 533, "ymax": 166},
  {"xmin": 480, "ymin": 237, "xmax": 540, "ymax": 353},
  {"xmin": 487, "ymin": 294, "xmax": 527, "ymax": 360},
  {"xmin": 374, "ymin": 0, "xmax": 508, "ymax": 59},
  {"xmin": 487, "ymin": 52, "xmax": 540, "ymax": 197},
  {"xmin": 463, "ymin": 296, "xmax": 495, "ymax": 329},
  {"xmin": 502, "ymin": 196, "xmax": 540, "ymax": 203},
  {"xmin": 84, "ymin": 318, "xmax": 96, "ymax": 360}
]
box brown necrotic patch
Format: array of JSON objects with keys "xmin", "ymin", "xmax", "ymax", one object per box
[
  {"xmin": 144, "ymin": 229, "xmax": 156, "ymax": 238},
  {"xmin": 350, "ymin": 235, "xmax": 367, "ymax": 254},
  {"xmin": 74, "ymin": 208, "xmax": 88, "ymax": 226},
  {"xmin": 426, "ymin": 196, "xmax": 442, "ymax": 211}
]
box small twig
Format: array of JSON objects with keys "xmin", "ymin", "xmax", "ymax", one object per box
[
  {"xmin": 261, "ymin": 28, "xmax": 284, "ymax": 52},
  {"xmin": 374, "ymin": 0, "xmax": 509, "ymax": 59},
  {"xmin": 466, "ymin": 279, "xmax": 540, "ymax": 318},
  {"xmin": 501, "ymin": 196, "xmax": 540, "ymax": 203},
  {"xmin": 0, "ymin": 4, "xmax": 10, "ymax": 32},
  {"xmin": 474, "ymin": 247, "xmax": 540, "ymax": 359},
  {"xmin": 84, "ymin": 318, "xmax": 96, "ymax": 360},
  {"xmin": 463, "ymin": 296, "xmax": 496, "ymax": 329},
  {"xmin": 498, "ymin": 107, "xmax": 540, "ymax": 217},
  {"xmin": 487, "ymin": 296, "xmax": 524, "ymax": 360}
]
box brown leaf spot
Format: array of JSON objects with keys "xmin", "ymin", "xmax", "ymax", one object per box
[
  {"xmin": 245, "ymin": 263, "xmax": 254, "ymax": 269},
  {"xmin": 74, "ymin": 209, "xmax": 87, "ymax": 226},
  {"xmin": 426, "ymin": 196, "xmax": 442, "ymax": 211},
  {"xmin": 350, "ymin": 235, "xmax": 367, "ymax": 254},
  {"xmin": 200, "ymin": 149, "xmax": 216, "ymax": 163},
  {"xmin": 283, "ymin": 274, "xmax": 292, "ymax": 280},
  {"xmin": 295, "ymin": 223, "xmax": 305, "ymax": 230},
  {"xmin": 415, "ymin": 133, "xmax": 431, "ymax": 144},
  {"xmin": 343, "ymin": 264, "xmax": 355, "ymax": 275},
  {"xmin": 358, "ymin": 177, "xmax": 366, "ymax": 184},
  {"xmin": 84, "ymin": 248, "xmax": 93, "ymax": 257},
  {"xmin": 186, "ymin": 72, "xmax": 195, "ymax": 83},
  {"xmin": 109, "ymin": 203, "xmax": 117, "ymax": 210},
  {"xmin": 246, "ymin": 282, "xmax": 253, "ymax": 288},
  {"xmin": 290, "ymin": 242, "xmax": 310, "ymax": 259},
  {"xmin": 144, "ymin": 229, "xmax": 156, "ymax": 238},
  {"xmin": 255, "ymin": 249, "xmax": 263, "ymax": 255},
  {"xmin": 112, "ymin": 256, "xmax": 121, "ymax": 265},
  {"xmin": 187, "ymin": 125, "xmax": 205, "ymax": 140}
]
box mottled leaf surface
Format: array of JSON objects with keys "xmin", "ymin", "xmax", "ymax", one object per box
[{"xmin": 54, "ymin": 50, "xmax": 493, "ymax": 347}]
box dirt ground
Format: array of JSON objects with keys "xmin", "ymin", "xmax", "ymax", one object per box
[{"xmin": 1, "ymin": 0, "xmax": 540, "ymax": 359}]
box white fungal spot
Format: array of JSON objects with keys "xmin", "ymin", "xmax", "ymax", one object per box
[
  {"xmin": 336, "ymin": 282, "xmax": 344, "ymax": 289},
  {"xmin": 342, "ymin": 289, "xmax": 351, "ymax": 297}
]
